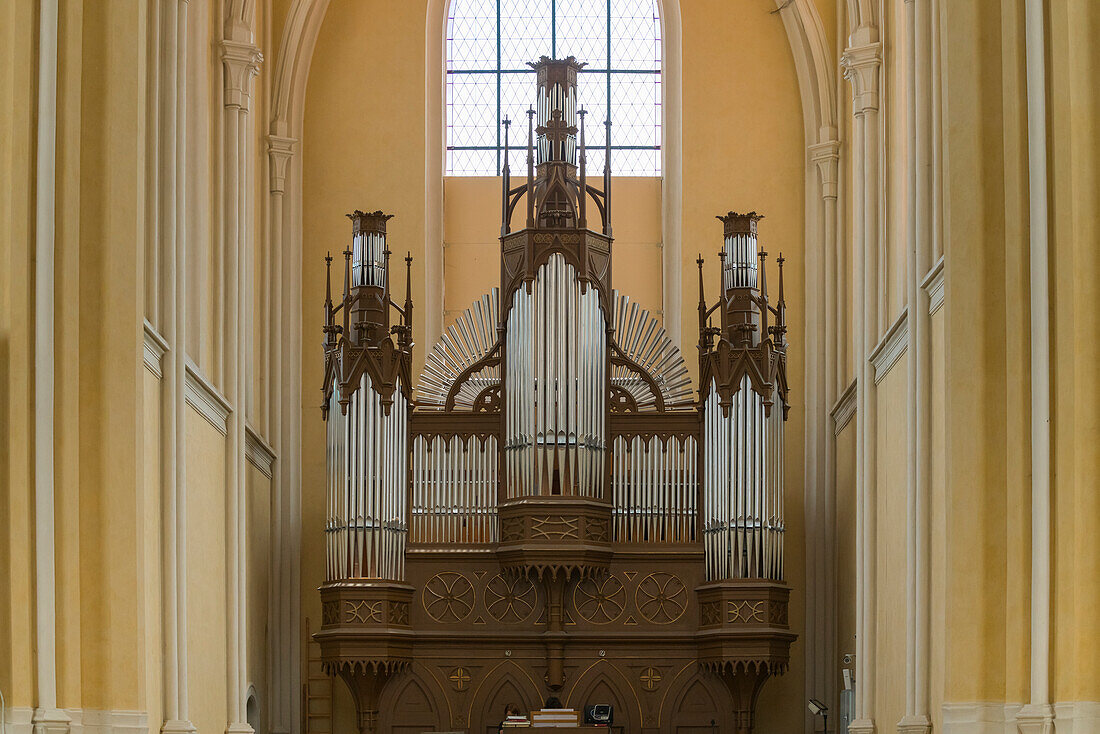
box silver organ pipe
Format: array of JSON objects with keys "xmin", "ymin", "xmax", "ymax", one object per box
[
  {"xmin": 505, "ymin": 253, "xmax": 606, "ymax": 498},
  {"xmin": 323, "ymin": 371, "xmax": 409, "ymax": 582},
  {"xmin": 410, "ymin": 434, "xmax": 499, "ymax": 544},
  {"xmin": 701, "ymin": 376, "xmax": 786, "ymax": 581},
  {"xmin": 352, "ymin": 229, "xmax": 387, "ymax": 288},
  {"xmin": 610, "ymin": 434, "xmax": 697, "ymax": 543},
  {"xmin": 723, "ymin": 231, "xmax": 758, "ymax": 291}
]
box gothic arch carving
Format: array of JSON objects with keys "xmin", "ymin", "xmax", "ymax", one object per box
[
  {"xmin": 564, "ymin": 660, "xmax": 643, "ymax": 730},
  {"xmin": 467, "ymin": 660, "xmax": 544, "ymax": 732},
  {"xmin": 378, "ymin": 670, "xmax": 447, "ymax": 733},
  {"xmin": 659, "ymin": 668, "xmax": 733, "ymax": 733}
]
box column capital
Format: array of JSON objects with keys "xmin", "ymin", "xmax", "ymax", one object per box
[
  {"xmin": 267, "ymin": 135, "xmax": 297, "ymax": 194},
  {"xmin": 841, "ymin": 43, "xmax": 882, "ymax": 115},
  {"xmin": 220, "ymin": 40, "xmax": 263, "ymax": 112},
  {"xmin": 809, "ymin": 140, "xmax": 841, "ymax": 199}
]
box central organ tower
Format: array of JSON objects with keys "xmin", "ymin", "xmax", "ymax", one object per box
[{"xmin": 316, "ymin": 58, "xmax": 796, "ymax": 734}]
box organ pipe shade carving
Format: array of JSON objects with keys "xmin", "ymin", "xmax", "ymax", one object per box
[{"xmin": 417, "ymin": 290, "xmax": 692, "ymax": 411}]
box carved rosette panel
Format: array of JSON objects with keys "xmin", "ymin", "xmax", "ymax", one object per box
[
  {"xmin": 422, "ymin": 572, "xmax": 475, "ymax": 623},
  {"xmin": 573, "ymin": 575, "xmax": 626, "ymax": 624},
  {"xmin": 635, "ymin": 573, "xmax": 687, "ymax": 624},
  {"xmin": 639, "ymin": 666, "xmax": 663, "ymax": 692},
  {"xmin": 484, "ymin": 573, "xmax": 537, "ymax": 623}
]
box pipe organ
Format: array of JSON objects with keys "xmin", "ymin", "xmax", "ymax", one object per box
[{"xmin": 314, "ymin": 58, "xmax": 796, "ymax": 734}]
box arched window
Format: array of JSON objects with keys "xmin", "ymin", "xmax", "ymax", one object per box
[{"xmin": 446, "ymin": 0, "xmax": 662, "ymax": 176}]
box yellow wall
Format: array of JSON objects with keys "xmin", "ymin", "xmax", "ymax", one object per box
[
  {"xmin": 442, "ymin": 177, "xmax": 664, "ymax": 325},
  {"xmin": 873, "ymin": 357, "xmax": 908, "ymax": 730},
  {"xmin": 187, "ymin": 409, "xmax": 230, "ymax": 734}
]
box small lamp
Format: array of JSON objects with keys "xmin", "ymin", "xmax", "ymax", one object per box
[{"xmin": 808, "ymin": 698, "xmax": 828, "ymax": 734}]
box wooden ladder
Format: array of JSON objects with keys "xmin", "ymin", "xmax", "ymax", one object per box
[{"xmin": 302, "ymin": 618, "xmax": 334, "ymax": 734}]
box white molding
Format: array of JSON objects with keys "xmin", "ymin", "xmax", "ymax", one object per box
[
  {"xmin": 245, "ymin": 424, "xmax": 277, "ymax": 478},
  {"xmin": 66, "ymin": 710, "xmax": 149, "ymax": 734},
  {"xmin": 938, "ymin": 702, "xmax": 1100, "ymax": 733},
  {"xmin": 184, "ymin": 361, "xmax": 232, "ymax": 435},
  {"xmin": 5, "ymin": 707, "xmax": 35, "ymax": 734},
  {"xmin": 144, "ymin": 320, "xmax": 169, "ymax": 378},
  {"xmin": 1052, "ymin": 701, "xmax": 1100, "ymax": 733},
  {"xmin": 869, "ymin": 308, "xmax": 908, "ymax": 384},
  {"xmin": 832, "ymin": 379, "xmax": 858, "ymax": 435},
  {"xmin": 921, "ymin": 256, "xmax": 945, "ymax": 316},
  {"xmin": 942, "ymin": 702, "xmax": 1020, "ymax": 734}
]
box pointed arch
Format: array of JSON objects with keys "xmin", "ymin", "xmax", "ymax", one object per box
[
  {"xmin": 379, "ymin": 669, "xmax": 448, "ymax": 732},
  {"xmin": 467, "ymin": 659, "xmax": 545, "ymax": 731},
  {"xmin": 564, "ymin": 659, "xmax": 643, "ymax": 730},
  {"xmin": 659, "ymin": 668, "xmax": 733, "ymax": 733}
]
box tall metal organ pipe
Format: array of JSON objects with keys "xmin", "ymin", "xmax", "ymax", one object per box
[
  {"xmin": 701, "ymin": 212, "xmax": 787, "ymax": 582},
  {"xmin": 505, "ymin": 254, "xmax": 607, "ymax": 498},
  {"xmin": 321, "ymin": 210, "xmax": 411, "ymax": 582}
]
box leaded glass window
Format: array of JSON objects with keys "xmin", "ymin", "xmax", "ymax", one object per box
[{"xmin": 446, "ymin": 0, "xmax": 662, "ymax": 176}]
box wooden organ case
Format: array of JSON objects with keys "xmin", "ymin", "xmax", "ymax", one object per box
[{"xmin": 316, "ymin": 57, "xmax": 796, "ymax": 734}]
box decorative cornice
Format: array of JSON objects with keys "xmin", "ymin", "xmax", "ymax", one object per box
[
  {"xmin": 869, "ymin": 308, "xmax": 908, "ymax": 384},
  {"xmin": 841, "ymin": 43, "xmax": 882, "ymax": 114},
  {"xmin": 245, "ymin": 424, "xmax": 277, "ymax": 478},
  {"xmin": 809, "ymin": 140, "xmax": 840, "ymax": 199},
  {"xmin": 921, "ymin": 255, "xmax": 945, "ymax": 316},
  {"xmin": 143, "ymin": 320, "xmax": 169, "ymax": 379},
  {"xmin": 831, "ymin": 379, "xmax": 857, "ymax": 435},
  {"xmin": 220, "ymin": 40, "xmax": 263, "ymax": 111},
  {"xmin": 184, "ymin": 361, "xmax": 232, "ymax": 435},
  {"xmin": 267, "ymin": 135, "xmax": 296, "ymax": 194}
]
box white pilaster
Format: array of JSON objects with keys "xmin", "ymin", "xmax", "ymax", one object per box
[
  {"xmin": 1017, "ymin": 0, "xmax": 1052, "ymax": 730},
  {"xmin": 32, "ymin": 1, "xmax": 68, "ymax": 730},
  {"xmin": 266, "ymin": 133, "xmax": 296, "ymax": 734},
  {"xmin": 842, "ymin": 37, "xmax": 882, "ymax": 734},
  {"xmin": 221, "ymin": 36, "xmax": 263, "ymax": 734}
]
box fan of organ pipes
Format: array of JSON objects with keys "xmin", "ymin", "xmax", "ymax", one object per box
[
  {"xmin": 415, "ymin": 289, "xmax": 501, "ymax": 409},
  {"xmin": 611, "ymin": 292, "xmax": 694, "ymax": 409},
  {"xmin": 416, "ymin": 289, "xmax": 694, "ymax": 411}
]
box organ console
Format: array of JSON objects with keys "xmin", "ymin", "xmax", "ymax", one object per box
[{"xmin": 315, "ymin": 57, "xmax": 796, "ymax": 734}]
